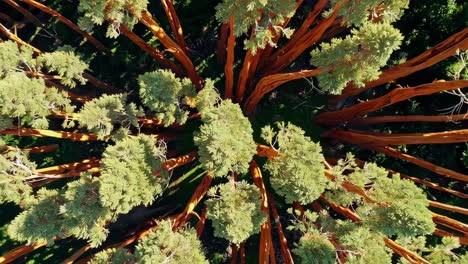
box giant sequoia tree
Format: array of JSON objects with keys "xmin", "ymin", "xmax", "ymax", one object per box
[{"xmin": 0, "ymin": 0, "xmax": 466, "ymax": 263}]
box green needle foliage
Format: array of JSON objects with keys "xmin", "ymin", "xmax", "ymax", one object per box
[
  {"xmin": 98, "ymin": 134, "xmax": 168, "ymax": 215},
  {"xmin": 0, "ymin": 41, "xmax": 34, "ymax": 75},
  {"xmin": 78, "ymin": 94, "xmax": 143, "ymax": 139},
  {"xmin": 205, "ymin": 180, "xmax": 266, "ymax": 245},
  {"xmin": 310, "ymin": 22, "xmax": 403, "ymax": 94},
  {"xmin": 135, "ymin": 220, "xmax": 208, "ymax": 264},
  {"xmin": 215, "ymin": 0, "xmax": 296, "ymax": 54},
  {"xmin": 90, "ymin": 220, "xmax": 208, "ymax": 263},
  {"xmin": 0, "ymin": 147, "xmax": 35, "ymax": 206},
  {"xmin": 328, "ymin": 0, "xmax": 410, "ymax": 26},
  {"xmin": 138, "ymin": 69, "xmax": 197, "ymax": 126},
  {"xmin": 261, "ymin": 122, "xmax": 327, "ymax": 204},
  {"xmin": 360, "ymin": 173, "xmax": 435, "ymax": 238},
  {"xmin": 292, "ymin": 228, "xmax": 336, "ymax": 264},
  {"xmin": 0, "ymin": 72, "xmax": 74, "ymax": 129},
  {"xmin": 78, "ymin": 0, "xmax": 149, "ymax": 38},
  {"xmin": 37, "ymin": 50, "xmax": 88, "ymax": 87},
  {"xmin": 7, "ymin": 188, "xmax": 66, "ymax": 245},
  {"xmin": 194, "ymin": 100, "xmax": 256, "ymax": 176}
]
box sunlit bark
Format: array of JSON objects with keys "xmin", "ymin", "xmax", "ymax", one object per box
[{"xmin": 161, "ymin": 0, "xmax": 188, "ymax": 52}]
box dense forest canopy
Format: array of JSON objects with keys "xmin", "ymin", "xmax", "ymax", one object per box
[{"xmin": 0, "ymin": 0, "xmax": 466, "ymax": 263}]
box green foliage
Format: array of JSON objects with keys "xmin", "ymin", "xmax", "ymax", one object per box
[
  {"xmin": 0, "ymin": 72, "xmax": 74, "ymax": 129},
  {"xmin": 0, "ymin": 41, "xmax": 34, "ymax": 76},
  {"xmin": 292, "ymin": 228, "xmax": 336, "ymax": 264},
  {"xmin": 135, "ymin": 220, "xmax": 208, "ymax": 264},
  {"xmin": 324, "ymin": 153, "xmax": 366, "ymax": 206},
  {"xmin": 205, "ymin": 181, "xmax": 266, "ymax": 245},
  {"xmin": 261, "ymin": 122, "xmax": 327, "ymax": 204},
  {"xmin": 328, "ymin": 0, "xmax": 409, "ymax": 26},
  {"xmin": 78, "ymin": 94, "xmax": 143, "ymax": 139},
  {"xmin": 61, "ymin": 175, "xmax": 112, "ymax": 247},
  {"xmin": 98, "ymin": 135, "xmax": 168, "ymax": 215},
  {"xmin": 89, "ymin": 220, "xmax": 208, "ymax": 263},
  {"xmin": 0, "ymin": 149, "xmax": 35, "ymax": 206},
  {"xmin": 215, "ymin": 0, "xmax": 296, "ymax": 54},
  {"xmin": 338, "ymin": 225, "xmax": 392, "ymax": 264},
  {"xmin": 89, "ymin": 248, "xmax": 137, "ymax": 264},
  {"xmin": 425, "ymin": 237, "xmax": 468, "ymax": 264},
  {"xmin": 310, "ymin": 22, "xmax": 403, "ymax": 94},
  {"xmin": 37, "ymin": 50, "xmax": 88, "ymax": 87},
  {"xmin": 195, "ymin": 79, "xmax": 221, "ymax": 112},
  {"xmin": 194, "ymin": 100, "xmax": 256, "ymax": 176},
  {"xmin": 138, "ymin": 69, "xmax": 196, "ymax": 126},
  {"xmin": 78, "ymin": 0, "xmax": 148, "ymax": 38},
  {"xmin": 7, "ymin": 188, "xmax": 65, "ymax": 245},
  {"xmin": 360, "ymin": 174, "xmax": 435, "ymax": 237}
]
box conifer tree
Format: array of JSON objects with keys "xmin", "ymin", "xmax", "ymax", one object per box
[
  {"xmin": 205, "ymin": 180, "xmax": 266, "ymax": 245},
  {"xmin": 78, "ymin": 94, "xmax": 143, "ymax": 139},
  {"xmin": 194, "ymin": 100, "xmax": 256, "ymax": 176},
  {"xmin": 98, "ymin": 134, "xmax": 168, "ymax": 215},
  {"xmin": 310, "ymin": 22, "xmax": 403, "ymax": 94},
  {"xmin": 261, "ymin": 122, "xmax": 327, "ymax": 204},
  {"xmin": 0, "ymin": 0, "xmax": 466, "ymax": 262},
  {"xmin": 138, "ymin": 69, "xmax": 196, "ymax": 126}
]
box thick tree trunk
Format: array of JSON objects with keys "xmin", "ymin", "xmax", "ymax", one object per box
[
  {"xmin": 217, "ymin": 23, "xmax": 229, "ymax": 65},
  {"xmin": 224, "ymin": 15, "xmax": 235, "ymax": 99},
  {"xmin": 139, "ymin": 11, "xmax": 202, "ymax": 88},
  {"xmin": 259, "ymin": 0, "xmax": 345, "ymax": 75}
]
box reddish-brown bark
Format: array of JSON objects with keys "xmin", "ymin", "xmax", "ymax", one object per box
[
  {"xmin": 0, "ymin": 242, "xmax": 47, "ymax": 263},
  {"xmin": 429, "ymin": 201, "xmax": 468, "ymax": 215},
  {"xmin": 244, "ymin": 67, "xmax": 329, "ymax": 114},
  {"xmin": 259, "ymin": 0, "xmax": 328, "ymax": 72},
  {"xmin": 432, "ymin": 213, "xmax": 468, "ymax": 235},
  {"xmin": 370, "ymin": 145, "xmax": 468, "ymax": 182},
  {"xmin": 119, "ymin": 24, "xmax": 184, "ymax": 76},
  {"xmin": 172, "ymin": 173, "xmax": 213, "ymax": 230},
  {"xmin": 139, "ymin": 11, "xmax": 202, "ymax": 88},
  {"xmin": 434, "ymin": 228, "xmax": 468, "ymax": 245},
  {"xmin": 0, "ymin": 128, "xmax": 100, "ymax": 141},
  {"xmin": 269, "ymin": 193, "xmax": 293, "ymax": 264},
  {"xmin": 3, "ymin": 0, "xmax": 43, "ymax": 27},
  {"xmin": 317, "ymin": 80, "xmax": 468, "ymax": 125},
  {"xmin": 224, "ymin": 15, "xmax": 235, "ymax": 99},
  {"xmin": 217, "ymin": 23, "xmax": 229, "ymax": 65},
  {"xmin": 324, "ymin": 128, "xmax": 468, "ymax": 147},
  {"xmin": 61, "ymin": 244, "xmax": 91, "ymax": 264},
  {"xmin": 3, "ymin": 144, "xmax": 59, "ymax": 154},
  {"xmin": 161, "ymin": 0, "xmax": 188, "ymax": 52},
  {"xmin": 331, "ymin": 28, "xmax": 468, "ymax": 105},
  {"xmin": 160, "ymin": 151, "xmax": 198, "ymax": 171},
  {"xmin": 260, "ymin": 0, "xmax": 345, "ymax": 75},
  {"xmin": 19, "ymin": 0, "xmax": 111, "ymax": 54},
  {"xmin": 250, "ymin": 161, "xmax": 276, "ymax": 264},
  {"xmin": 196, "ymin": 206, "xmax": 207, "ymax": 237},
  {"xmin": 353, "ymin": 113, "xmax": 468, "ymax": 125}
]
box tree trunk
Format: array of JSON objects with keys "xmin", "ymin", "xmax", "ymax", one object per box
[
  {"xmin": 161, "ymin": 0, "xmax": 188, "ymax": 53},
  {"xmin": 224, "ymin": 15, "xmax": 235, "ymax": 99}
]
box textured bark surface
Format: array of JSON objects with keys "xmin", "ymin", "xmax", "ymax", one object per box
[
  {"xmin": 161, "ymin": 0, "xmax": 188, "ymax": 52},
  {"xmin": 353, "ymin": 113, "xmax": 468, "ymax": 125},
  {"xmin": 224, "ymin": 15, "xmax": 235, "ymax": 99},
  {"xmin": 244, "ymin": 68, "xmax": 329, "ymax": 114},
  {"xmin": 317, "ymin": 80, "xmax": 468, "ymax": 125},
  {"xmin": 19, "ymin": 0, "xmax": 111, "ymax": 54},
  {"xmin": 330, "ymin": 28, "xmax": 468, "ymax": 105}
]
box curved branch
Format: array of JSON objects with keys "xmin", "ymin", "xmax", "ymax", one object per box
[
  {"xmin": 331, "ymin": 28, "xmax": 468, "ymax": 105},
  {"xmin": 317, "ymin": 80, "xmax": 468, "ymax": 125},
  {"xmin": 118, "ymin": 24, "xmax": 185, "ymax": 76},
  {"xmin": 244, "ymin": 67, "xmax": 329, "ymax": 114},
  {"xmin": 352, "ymin": 113, "xmax": 468, "ymax": 125},
  {"xmin": 324, "ymin": 128, "xmax": 468, "ymax": 146},
  {"xmin": 18, "ymin": 0, "xmax": 111, "ymax": 54},
  {"xmin": 161, "ymin": 0, "xmax": 188, "ymax": 52},
  {"xmin": 139, "ymin": 11, "xmax": 202, "ymax": 88}
]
